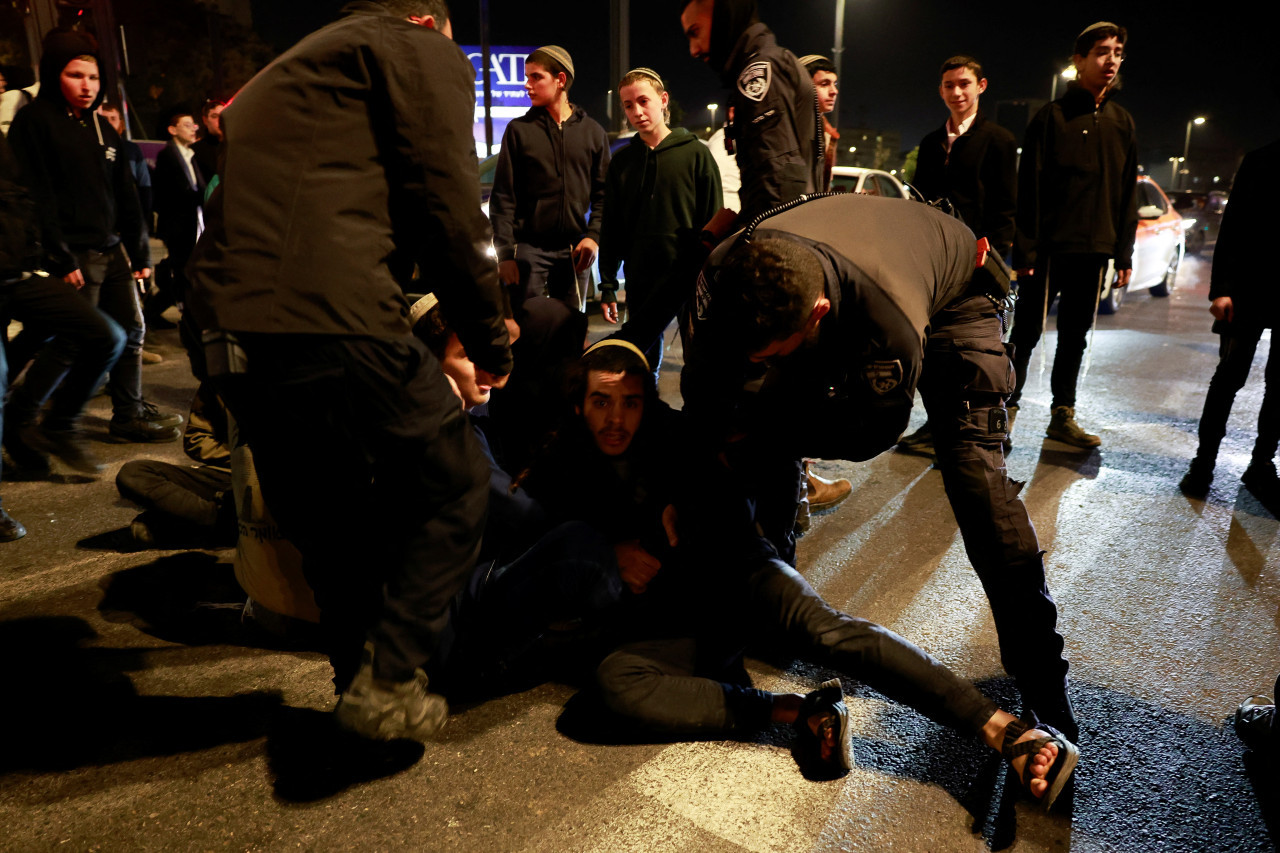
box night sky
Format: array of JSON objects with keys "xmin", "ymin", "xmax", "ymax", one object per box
[{"xmin": 253, "ymin": 0, "xmax": 1269, "ymax": 175}]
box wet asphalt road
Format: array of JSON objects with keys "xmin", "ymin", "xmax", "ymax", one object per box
[{"xmin": 2, "ymin": 252, "xmax": 1277, "ymax": 852}]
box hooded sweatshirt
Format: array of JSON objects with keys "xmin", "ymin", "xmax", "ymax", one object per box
[
  {"xmin": 7, "ymin": 31, "xmax": 148, "ymax": 276},
  {"xmin": 489, "ymin": 104, "xmax": 610, "ymax": 262},
  {"xmin": 597, "ymin": 128, "xmax": 722, "ymax": 305}
]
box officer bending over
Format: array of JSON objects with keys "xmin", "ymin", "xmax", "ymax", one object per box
[{"xmin": 681, "ymin": 193, "xmax": 1076, "ymax": 742}]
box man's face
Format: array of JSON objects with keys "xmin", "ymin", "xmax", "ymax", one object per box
[
  {"xmin": 59, "ymin": 58, "xmax": 99, "ymax": 113},
  {"xmin": 1074, "ymin": 35, "xmax": 1124, "ymax": 94},
  {"xmin": 581, "ymin": 370, "xmax": 645, "ymax": 456},
  {"xmin": 440, "ymin": 335, "xmax": 492, "ymax": 410},
  {"xmin": 98, "ymin": 107, "xmax": 123, "ymax": 134},
  {"xmin": 681, "ymin": 0, "xmax": 713, "ymax": 62},
  {"xmin": 939, "ymin": 67, "xmax": 985, "ymax": 120},
  {"xmin": 169, "ymin": 115, "xmax": 199, "ymax": 146},
  {"xmin": 620, "ymin": 80, "xmax": 666, "ymax": 136},
  {"xmin": 203, "ymin": 103, "xmax": 224, "ymax": 138},
  {"xmin": 525, "ymin": 62, "xmax": 563, "ymax": 108},
  {"xmin": 812, "ymin": 70, "xmax": 838, "ymax": 115}
]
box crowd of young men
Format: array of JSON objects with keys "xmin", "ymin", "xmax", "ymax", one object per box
[{"xmin": 7, "ymin": 0, "xmax": 1277, "ymax": 812}]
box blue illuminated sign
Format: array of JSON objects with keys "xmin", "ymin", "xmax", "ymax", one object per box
[{"xmin": 463, "ymin": 45, "xmax": 537, "ymax": 154}]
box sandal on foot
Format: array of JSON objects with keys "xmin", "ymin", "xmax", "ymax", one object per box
[
  {"xmin": 1002, "ymin": 718, "xmax": 1079, "ymax": 811},
  {"xmin": 794, "ymin": 678, "xmax": 852, "ymax": 777}
]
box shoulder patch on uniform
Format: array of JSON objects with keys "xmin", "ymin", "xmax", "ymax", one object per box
[
  {"xmin": 864, "ymin": 359, "xmax": 903, "ymax": 395},
  {"xmin": 737, "ymin": 61, "xmax": 772, "ymax": 102},
  {"xmin": 694, "ymin": 269, "xmax": 713, "ymax": 321}
]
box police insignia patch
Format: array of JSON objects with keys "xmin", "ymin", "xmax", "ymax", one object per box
[
  {"xmin": 737, "ymin": 61, "xmax": 771, "ymax": 102},
  {"xmin": 864, "ymin": 360, "xmax": 903, "ymax": 394},
  {"xmin": 694, "ymin": 270, "xmax": 712, "ymax": 321}
]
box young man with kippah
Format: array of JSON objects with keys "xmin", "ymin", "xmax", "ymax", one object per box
[
  {"xmin": 490, "ymin": 45, "xmax": 610, "ymax": 313},
  {"xmin": 1010, "ymin": 22, "xmax": 1138, "ymax": 449}
]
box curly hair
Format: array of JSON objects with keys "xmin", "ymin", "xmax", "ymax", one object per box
[{"xmin": 715, "ymin": 238, "xmax": 825, "ymax": 354}]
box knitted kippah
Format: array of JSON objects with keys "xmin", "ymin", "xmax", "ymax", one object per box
[
  {"xmin": 796, "ymin": 54, "xmax": 830, "ymax": 67},
  {"xmin": 529, "ymin": 45, "xmax": 575, "ymax": 85}
]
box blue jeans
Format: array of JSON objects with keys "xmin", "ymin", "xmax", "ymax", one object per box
[
  {"xmin": 11, "ymin": 245, "xmax": 139, "ymax": 424},
  {"xmin": 2, "ymin": 273, "xmax": 126, "ymax": 432}
]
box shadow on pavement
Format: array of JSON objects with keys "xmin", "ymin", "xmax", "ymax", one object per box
[
  {"xmin": 265, "ymin": 706, "xmax": 424, "ymax": 804},
  {"xmin": 0, "ymin": 616, "xmax": 281, "ymax": 779},
  {"xmin": 871, "ymin": 678, "xmax": 1274, "ymax": 851},
  {"xmin": 96, "ymin": 551, "xmax": 322, "ymax": 652}
]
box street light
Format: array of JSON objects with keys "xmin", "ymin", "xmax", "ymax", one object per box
[
  {"xmin": 707, "ymin": 102, "xmax": 719, "ymax": 132},
  {"xmin": 1050, "ymin": 64, "xmax": 1077, "ymax": 100},
  {"xmin": 1181, "ymin": 116, "xmax": 1207, "ymax": 190},
  {"xmin": 1169, "ymin": 156, "xmax": 1184, "ymax": 187}
]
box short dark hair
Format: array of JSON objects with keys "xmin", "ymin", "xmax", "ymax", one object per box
[
  {"xmin": 939, "ymin": 55, "xmax": 983, "ymax": 80},
  {"xmin": 803, "ymin": 57, "xmax": 837, "ymax": 76},
  {"xmin": 1074, "ymin": 22, "xmax": 1126, "ymax": 58},
  {"xmin": 201, "ymin": 98, "xmax": 227, "ymax": 119},
  {"xmin": 716, "ymin": 238, "xmax": 825, "ymax": 353},
  {"xmin": 98, "ymin": 100, "xmax": 122, "ymax": 115},
  {"xmin": 166, "ymin": 109, "xmax": 194, "ymax": 130},
  {"xmin": 378, "ymin": 0, "xmax": 450, "ymax": 24}
]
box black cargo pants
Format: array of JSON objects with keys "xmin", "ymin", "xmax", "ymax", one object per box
[{"xmin": 746, "ymin": 294, "xmax": 1072, "ymax": 734}]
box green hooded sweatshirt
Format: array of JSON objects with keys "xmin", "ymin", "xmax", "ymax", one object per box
[{"xmin": 598, "ymin": 127, "xmax": 721, "ymax": 306}]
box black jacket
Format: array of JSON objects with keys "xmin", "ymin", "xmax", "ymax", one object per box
[
  {"xmin": 1014, "ymin": 85, "xmax": 1138, "ymax": 270},
  {"xmin": 488, "ymin": 104, "xmax": 609, "ymax": 262},
  {"xmin": 1209, "ymin": 139, "xmax": 1280, "ymax": 326},
  {"xmin": 0, "ymin": 131, "xmax": 40, "ymax": 280},
  {"xmin": 914, "ymin": 113, "xmax": 1017, "ymax": 255},
  {"xmin": 598, "ymin": 128, "xmax": 722, "ymax": 303},
  {"xmin": 684, "ymin": 194, "xmax": 977, "ymax": 453},
  {"xmin": 714, "ymin": 15, "xmax": 822, "ymax": 221},
  {"xmin": 152, "ymin": 140, "xmax": 205, "ymax": 252},
  {"xmin": 7, "ymin": 80, "xmax": 149, "ymax": 276},
  {"xmin": 187, "ymin": 2, "xmax": 510, "ymax": 376}
]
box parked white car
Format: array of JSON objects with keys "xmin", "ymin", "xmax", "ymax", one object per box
[{"xmin": 829, "ymin": 166, "xmax": 911, "ymax": 199}]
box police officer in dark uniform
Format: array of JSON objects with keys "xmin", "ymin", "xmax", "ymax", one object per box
[
  {"xmin": 680, "ymin": 193, "xmax": 1076, "ymax": 740},
  {"xmin": 187, "ymin": 0, "xmax": 512, "ymax": 743},
  {"xmin": 679, "ymin": 0, "xmax": 822, "ymax": 221}
]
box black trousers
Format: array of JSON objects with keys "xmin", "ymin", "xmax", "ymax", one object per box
[
  {"xmin": 596, "ymin": 559, "xmax": 998, "ymax": 737},
  {"xmin": 217, "ymin": 334, "xmax": 489, "ymax": 692},
  {"xmin": 1193, "ymin": 322, "xmax": 1280, "ymax": 466},
  {"xmin": 1, "ymin": 274, "xmax": 125, "ymax": 432},
  {"xmin": 513, "ymin": 243, "xmax": 590, "ymax": 314},
  {"xmin": 1008, "ymin": 253, "xmax": 1110, "ymax": 409},
  {"xmin": 14, "ymin": 245, "xmax": 145, "ymax": 423},
  {"xmin": 742, "ymin": 295, "xmax": 1072, "ymax": 732},
  {"xmin": 116, "ymin": 460, "xmax": 233, "ymax": 540}
]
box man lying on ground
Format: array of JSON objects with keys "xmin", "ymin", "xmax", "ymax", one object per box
[{"xmin": 520, "ymin": 341, "xmax": 1078, "ymax": 808}]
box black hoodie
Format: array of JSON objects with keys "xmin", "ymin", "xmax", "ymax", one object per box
[
  {"xmin": 7, "ymin": 30, "xmax": 148, "ymax": 276},
  {"xmin": 489, "ymin": 104, "xmax": 610, "ymax": 262}
]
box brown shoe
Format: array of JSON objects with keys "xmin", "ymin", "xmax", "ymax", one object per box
[
  {"xmin": 807, "ymin": 468, "xmax": 852, "ymax": 512},
  {"xmin": 141, "ymin": 348, "xmax": 164, "ymax": 364},
  {"xmin": 1046, "ymin": 406, "xmax": 1100, "ymax": 448}
]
